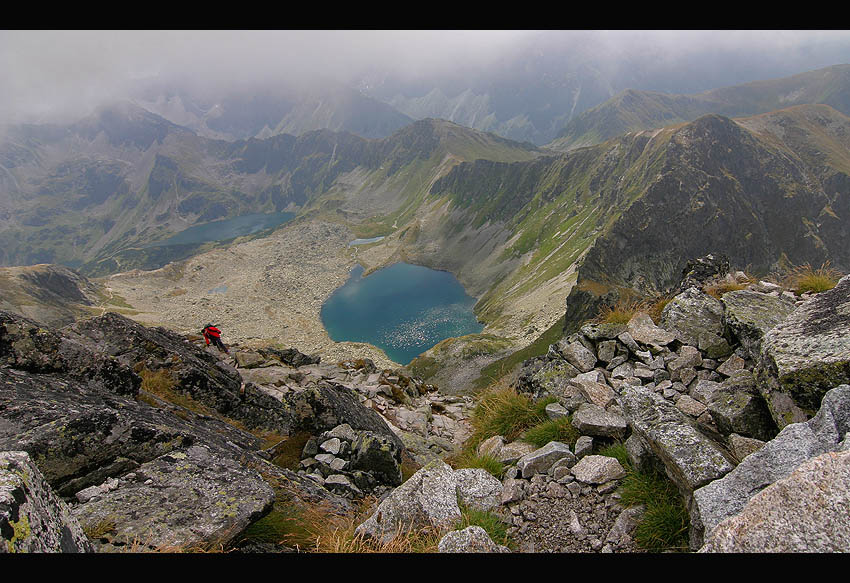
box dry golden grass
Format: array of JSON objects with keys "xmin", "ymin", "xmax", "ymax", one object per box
[
  {"xmin": 789, "ymin": 261, "xmax": 843, "ymax": 294},
  {"xmin": 595, "ymin": 297, "xmax": 648, "ymax": 325}
]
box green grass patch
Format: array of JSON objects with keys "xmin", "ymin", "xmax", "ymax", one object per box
[
  {"xmin": 521, "ymin": 416, "xmax": 580, "ymax": 449},
  {"xmin": 618, "ymin": 465, "xmax": 690, "ymax": 552},
  {"xmin": 456, "ymin": 503, "xmax": 514, "ymax": 550},
  {"xmin": 466, "ymin": 385, "xmax": 557, "ymax": 451}
]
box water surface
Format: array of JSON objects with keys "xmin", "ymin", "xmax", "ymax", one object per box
[
  {"xmin": 149, "ymin": 211, "xmax": 295, "ymax": 247},
  {"xmin": 321, "ymin": 262, "xmax": 483, "ymax": 364}
]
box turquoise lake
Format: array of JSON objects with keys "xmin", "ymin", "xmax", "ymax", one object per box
[
  {"xmin": 149, "ymin": 211, "xmax": 295, "ymax": 247},
  {"xmin": 321, "ymin": 262, "xmax": 483, "ymax": 364}
]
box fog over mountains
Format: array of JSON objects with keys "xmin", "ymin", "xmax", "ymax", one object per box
[{"xmin": 4, "ymin": 30, "xmax": 850, "ymax": 145}]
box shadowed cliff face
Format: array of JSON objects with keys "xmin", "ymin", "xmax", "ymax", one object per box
[{"xmin": 562, "ymin": 112, "xmax": 850, "ymax": 333}]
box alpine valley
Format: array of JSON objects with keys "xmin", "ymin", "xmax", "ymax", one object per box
[{"xmin": 2, "ymin": 60, "xmax": 850, "ymax": 554}]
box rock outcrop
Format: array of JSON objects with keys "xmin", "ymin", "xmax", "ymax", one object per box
[
  {"xmin": 1, "ymin": 451, "xmax": 93, "ymax": 553},
  {"xmin": 755, "ymin": 274, "xmax": 850, "ymax": 428}
]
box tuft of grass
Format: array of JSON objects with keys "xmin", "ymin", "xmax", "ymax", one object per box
[
  {"xmin": 456, "ymin": 503, "xmax": 514, "ymax": 550},
  {"xmin": 645, "ymin": 296, "xmax": 672, "ymax": 325},
  {"xmin": 468, "ymin": 384, "xmax": 555, "ymax": 449},
  {"xmin": 618, "ymin": 466, "xmax": 690, "ymax": 552},
  {"xmin": 83, "ymin": 518, "xmax": 117, "ymax": 540},
  {"xmin": 704, "ymin": 281, "xmax": 748, "ymax": 299},
  {"xmin": 521, "ymin": 416, "xmax": 580, "ymax": 449},
  {"xmin": 791, "ymin": 262, "xmax": 842, "ymax": 294},
  {"xmin": 596, "ymin": 297, "xmax": 647, "ymax": 325}
]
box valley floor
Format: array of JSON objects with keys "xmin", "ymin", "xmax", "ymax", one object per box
[{"xmin": 103, "ymin": 218, "xmax": 570, "ymax": 377}]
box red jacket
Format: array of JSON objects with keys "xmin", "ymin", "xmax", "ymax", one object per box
[{"xmin": 203, "ymin": 326, "xmax": 221, "ymax": 344}]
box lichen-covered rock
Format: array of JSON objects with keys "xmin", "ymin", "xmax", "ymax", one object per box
[
  {"xmin": 571, "ymin": 403, "xmax": 628, "ymax": 438},
  {"xmin": 355, "ymin": 461, "xmax": 461, "ymax": 543},
  {"xmin": 454, "ymin": 468, "xmax": 503, "ymax": 512},
  {"xmin": 707, "ymin": 382, "xmax": 776, "ymax": 441},
  {"xmin": 626, "ymin": 313, "xmax": 676, "ymax": 347},
  {"xmin": 660, "ymin": 287, "xmax": 727, "ymax": 352},
  {"xmin": 699, "ymin": 450, "xmax": 850, "ymax": 552},
  {"xmin": 1, "ymin": 451, "xmax": 93, "ymax": 553},
  {"xmin": 570, "ymin": 455, "xmax": 627, "ymax": 484},
  {"xmin": 721, "ymin": 289, "xmax": 797, "ymax": 360},
  {"xmin": 438, "ymin": 525, "xmax": 510, "ymax": 553},
  {"xmin": 755, "ymin": 274, "xmax": 850, "ymax": 429},
  {"xmin": 0, "ymin": 310, "xmax": 140, "ymax": 396},
  {"xmin": 555, "ymin": 340, "xmax": 597, "ymax": 373},
  {"xmin": 690, "ymin": 385, "xmax": 850, "ymax": 549},
  {"xmin": 71, "ymin": 445, "xmax": 275, "ymax": 552},
  {"xmin": 349, "ymin": 431, "xmax": 403, "ymax": 487},
  {"xmin": 617, "ymin": 385, "xmax": 735, "ymax": 496}
]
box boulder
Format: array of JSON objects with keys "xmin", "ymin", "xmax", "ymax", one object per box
[
  {"xmin": 626, "ymin": 313, "xmax": 676, "ymax": 348},
  {"xmin": 517, "ymin": 442, "xmax": 575, "ymax": 478},
  {"xmin": 454, "ymin": 469, "xmax": 503, "ymax": 512},
  {"xmin": 570, "ymin": 376, "xmax": 617, "ymax": 409},
  {"xmin": 570, "ymin": 455, "xmax": 627, "ymax": 484},
  {"xmin": 0, "ymin": 310, "xmax": 140, "ymax": 397},
  {"xmin": 721, "ymin": 289, "xmax": 796, "ymax": 360},
  {"xmin": 71, "ymin": 445, "xmax": 275, "ymax": 552},
  {"xmin": 349, "ymin": 431, "xmax": 403, "ymax": 487},
  {"xmin": 355, "ymin": 461, "xmax": 461, "ymax": 543},
  {"xmin": 496, "ymin": 441, "xmax": 537, "ymax": 465},
  {"xmin": 571, "ymin": 403, "xmax": 628, "ymax": 439},
  {"xmin": 438, "ymin": 525, "xmax": 510, "ymax": 553},
  {"xmin": 699, "ymin": 450, "xmax": 850, "ymax": 552},
  {"xmin": 690, "ymin": 385, "xmax": 850, "ymax": 549},
  {"xmin": 755, "ymin": 274, "xmax": 850, "ymax": 428},
  {"xmin": 1, "ymin": 451, "xmax": 94, "ymax": 553},
  {"xmin": 617, "ymin": 385, "xmax": 735, "ymax": 497},
  {"xmin": 556, "ymin": 340, "xmax": 597, "ymax": 373},
  {"xmin": 707, "ymin": 380, "xmax": 776, "ymax": 441},
  {"xmin": 515, "ymin": 358, "xmax": 580, "ymax": 400},
  {"xmin": 660, "ymin": 287, "xmax": 727, "ymax": 353}
]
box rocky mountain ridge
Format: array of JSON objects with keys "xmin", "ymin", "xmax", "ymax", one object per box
[{"xmin": 2, "ymin": 254, "xmax": 848, "ymax": 552}]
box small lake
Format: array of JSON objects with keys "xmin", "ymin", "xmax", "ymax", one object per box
[
  {"xmin": 321, "ymin": 262, "xmax": 483, "ymax": 364},
  {"xmin": 348, "ymin": 236, "xmax": 385, "ymax": 247},
  {"xmin": 149, "ymin": 211, "xmax": 295, "ymax": 247}
]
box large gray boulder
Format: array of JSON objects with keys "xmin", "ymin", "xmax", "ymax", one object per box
[
  {"xmin": 617, "ymin": 385, "xmax": 735, "ymax": 497},
  {"xmin": 755, "ymin": 275, "xmax": 850, "ymax": 429},
  {"xmin": 720, "ymin": 289, "xmax": 797, "ymax": 360},
  {"xmin": 571, "ymin": 403, "xmax": 628, "ymax": 438},
  {"xmin": 355, "ymin": 461, "xmax": 461, "ymax": 543},
  {"xmin": 690, "ymin": 385, "xmax": 850, "ymax": 549},
  {"xmin": 1, "ymin": 451, "xmax": 94, "ymax": 553},
  {"xmin": 626, "ymin": 313, "xmax": 676, "ymax": 348},
  {"xmin": 71, "ymin": 445, "xmax": 275, "ymax": 552},
  {"xmin": 699, "ymin": 450, "xmax": 850, "ymax": 552},
  {"xmin": 706, "ymin": 370, "xmax": 777, "ymax": 441},
  {"xmin": 661, "ymin": 287, "xmax": 729, "ymax": 358}
]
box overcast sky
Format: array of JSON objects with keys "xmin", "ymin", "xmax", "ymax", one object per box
[{"xmin": 2, "ymin": 30, "xmax": 850, "ymax": 125}]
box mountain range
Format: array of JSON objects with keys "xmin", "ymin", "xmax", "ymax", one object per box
[{"xmin": 1, "ymin": 64, "xmax": 849, "ymax": 386}]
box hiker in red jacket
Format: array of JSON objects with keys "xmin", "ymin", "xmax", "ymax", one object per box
[{"xmin": 202, "ymin": 324, "xmax": 229, "ymax": 354}]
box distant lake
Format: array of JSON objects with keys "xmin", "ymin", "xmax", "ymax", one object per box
[
  {"xmin": 321, "ymin": 262, "xmax": 483, "ymax": 364},
  {"xmin": 149, "ymin": 212, "xmax": 295, "ymax": 247},
  {"xmin": 348, "ymin": 236, "xmax": 385, "ymax": 247}
]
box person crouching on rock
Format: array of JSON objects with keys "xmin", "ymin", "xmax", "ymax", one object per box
[{"xmin": 202, "ymin": 324, "xmax": 229, "ymax": 354}]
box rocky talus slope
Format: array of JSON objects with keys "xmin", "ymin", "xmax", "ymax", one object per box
[{"xmin": 2, "ymin": 257, "xmax": 849, "ymax": 552}]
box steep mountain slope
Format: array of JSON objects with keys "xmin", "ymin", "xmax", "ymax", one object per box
[
  {"xmin": 549, "ymin": 64, "xmax": 850, "ymax": 151},
  {"xmin": 561, "ymin": 106, "xmax": 850, "ymax": 332},
  {"xmin": 0, "ymin": 106, "xmax": 540, "ymax": 272}
]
